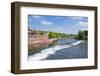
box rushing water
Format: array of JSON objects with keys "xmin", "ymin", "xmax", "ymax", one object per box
[{"xmin": 28, "ymin": 39, "xmax": 88, "ymax": 61}]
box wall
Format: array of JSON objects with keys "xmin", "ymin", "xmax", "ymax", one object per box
[{"xmin": 0, "ymin": 0, "xmax": 100, "ymax": 76}]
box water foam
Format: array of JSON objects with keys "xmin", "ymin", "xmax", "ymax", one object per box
[{"xmin": 29, "ymin": 40, "xmax": 82, "ymax": 61}]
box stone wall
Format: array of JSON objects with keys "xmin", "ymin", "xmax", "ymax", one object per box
[{"xmin": 28, "ymin": 35, "xmax": 49, "ymax": 45}]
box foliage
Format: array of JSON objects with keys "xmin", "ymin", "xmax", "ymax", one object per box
[
  {"xmin": 48, "ymin": 32, "xmax": 75, "ymax": 39},
  {"xmin": 75, "ymin": 30, "xmax": 88, "ymax": 40},
  {"xmin": 28, "ymin": 28, "xmax": 88, "ymax": 40}
]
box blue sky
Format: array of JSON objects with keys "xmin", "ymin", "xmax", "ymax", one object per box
[{"xmin": 28, "ymin": 15, "xmax": 88, "ymax": 34}]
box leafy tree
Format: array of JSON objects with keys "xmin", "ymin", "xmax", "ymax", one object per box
[
  {"xmin": 48, "ymin": 32, "xmax": 56, "ymax": 38},
  {"xmin": 76, "ymin": 30, "xmax": 88, "ymax": 40}
]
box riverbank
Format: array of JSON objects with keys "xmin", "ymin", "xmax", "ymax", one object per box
[
  {"xmin": 28, "ymin": 38, "xmax": 88, "ymax": 61},
  {"xmin": 28, "ymin": 36, "xmax": 87, "ymax": 54},
  {"xmin": 28, "ymin": 35, "xmax": 57, "ymax": 51}
]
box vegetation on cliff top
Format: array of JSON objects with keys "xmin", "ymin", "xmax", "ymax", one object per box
[{"xmin": 28, "ymin": 28, "xmax": 88, "ymax": 40}]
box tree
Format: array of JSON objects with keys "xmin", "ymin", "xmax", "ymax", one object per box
[
  {"xmin": 48, "ymin": 32, "xmax": 56, "ymax": 38},
  {"xmin": 76, "ymin": 30, "xmax": 88, "ymax": 40}
]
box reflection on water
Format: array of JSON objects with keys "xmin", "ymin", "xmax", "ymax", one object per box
[{"xmin": 46, "ymin": 42, "xmax": 88, "ymax": 60}]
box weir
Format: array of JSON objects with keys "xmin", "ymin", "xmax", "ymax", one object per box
[{"xmin": 29, "ymin": 40, "xmax": 82, "ymax": 61}]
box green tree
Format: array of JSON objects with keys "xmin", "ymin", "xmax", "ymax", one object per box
[
  {"xmin": 76, "ymin": 30, "xmax": 88, "ymax": 40},
  {"xmin": 48, "ymin": 32, "xmax": 56, "ymax": 38}
]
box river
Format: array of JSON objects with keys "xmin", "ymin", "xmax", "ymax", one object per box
[{"xmin": 28, "ymin": 38, "xmax": 88, "ymax": 61}]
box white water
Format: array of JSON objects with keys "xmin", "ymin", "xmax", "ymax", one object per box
[{"xmin": 29, "ymin": 40, "xmax": 82, "ymax": 61}]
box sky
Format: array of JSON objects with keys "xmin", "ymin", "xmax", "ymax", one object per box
[{"xmin": 28, "ymin": 15, "xmax": 88, "ymax": 34}]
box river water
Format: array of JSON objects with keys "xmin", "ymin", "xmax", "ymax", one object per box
[{"xmin": 28, "ymin": 38, "xmax": 88, "ymax": 61}]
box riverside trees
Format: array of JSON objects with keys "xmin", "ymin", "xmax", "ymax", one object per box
[
  {"xmin": 29, "ymin": 28, "xmax": 88, "ymax": 40},
  {"xmin": 75, "ymin": 30, "xmax": 88, "ymax": 40}
]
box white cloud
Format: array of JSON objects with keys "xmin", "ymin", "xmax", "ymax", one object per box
[
  {"xmin": 32, "ymin": 15, "xmax": 41, "ymax": 18},
  {"xmin": 41, "ymin": 21, "xmax": 53, "ymax": 25},
  {"xmin": 57, "ymin": 27, "xmax": 63, "ymax": 30},
  {"xmin": 77, "ymin": 21, "xmax": 88, "ymax": 26},
  {"xmin": 28, "ymin": 24, "xmax": 33, "ymax": 29},
  {"xmin": 69, "ymin": 17, "xmax": 85, "ymax": 20}
]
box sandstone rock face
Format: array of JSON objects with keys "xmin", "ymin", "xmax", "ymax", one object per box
[{"xmin": 28, "ymin": 35, "xmax": 55, "ymax": 50}]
